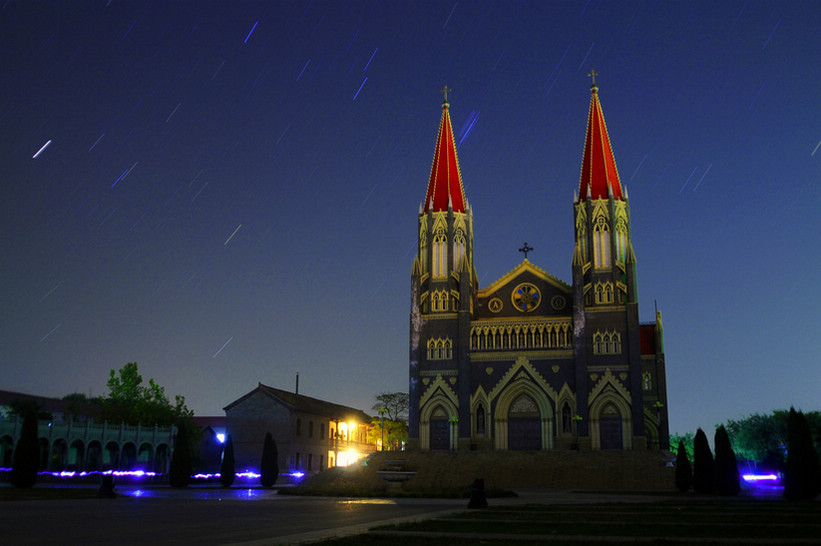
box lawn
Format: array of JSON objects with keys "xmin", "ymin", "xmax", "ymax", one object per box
[{"xmin": 315, "ymin": 497, "xmax": 821, "ymax": 545}]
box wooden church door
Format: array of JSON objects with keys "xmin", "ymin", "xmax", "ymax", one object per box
[{"xmin": 508, "ymin": 394, "xmax": 541, "ymax": 450}]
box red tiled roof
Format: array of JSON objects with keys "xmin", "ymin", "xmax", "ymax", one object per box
[
  {"xmin": 423, "ymin": 101, "xmax": 466, "ymax": 213},
  {"xmin": 579, "ymin": 85, "xmax": 623, "ymax": 201}
]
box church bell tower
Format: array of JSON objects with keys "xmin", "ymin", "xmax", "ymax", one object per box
[{"xmin": 409, "ymin": 88, "xmax": 476, "ymax": 450}]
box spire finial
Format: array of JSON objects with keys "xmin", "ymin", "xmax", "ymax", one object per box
[
  {"xmin": 441, "ymin": 85, "xmax": 451, "ymax": 108},
  {"xmin": 587, "ymin": 69, "xmax": 599, "ymax": 91}
]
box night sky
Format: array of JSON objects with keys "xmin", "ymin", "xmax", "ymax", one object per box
[{"xmin": 2, "ymin": 1, "xmax": 819, "ymax": 437}]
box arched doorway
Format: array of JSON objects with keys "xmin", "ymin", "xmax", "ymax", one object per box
[
  {"xmin": 50, "ymin": 439, "xmax": 68, "ymax": 471},
  {"xmin": 121, "ymin": 443, "xmax": 137, "ymax": 470},
  {"xmin": 0, "ymin": 435, "xmax": 13, "ymax": 467},
  {"xmin": 103, "ymin": 441, "xmax": 119, "ymax": 470},
  {"xmin": 68, "ymin": 439, "xmax": 85, "ymax": 471},
  {"xmin": 429, "ymin": 406, "xmax": 450, "ymax": 451},
  {"xmin": 86, "ymin": 441, "xmax": 102, "ymax": 471},
  {"xmin": 138, "ymin": 443, "xmax": 153, "ymax": 471},
  {"xmin": 508, "ymin": 394, "xmax": 541, "ymax": 451},
  {"xmin": 599, "ymin": 403, "xmax": 623, "ymax": 450},
  {"xmin": 154, "ymin": 444, "xmax": 170, "ymax": 474}
]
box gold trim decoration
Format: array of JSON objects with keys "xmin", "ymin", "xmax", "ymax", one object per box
[{"xmin": 488, "ymin": 297, "xmax": 503, "ymax": 313}]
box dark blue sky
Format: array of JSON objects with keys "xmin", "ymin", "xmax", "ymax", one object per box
[{"xmin": 2, "ymin": 1, "xmax": 818, "ymax": 436}]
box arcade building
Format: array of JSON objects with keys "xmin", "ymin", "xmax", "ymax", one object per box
[{"xmin": 408, "ymin": 79, "xmax": 669, "ymax": 452}]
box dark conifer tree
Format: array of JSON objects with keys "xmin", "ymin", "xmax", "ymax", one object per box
[
  {"xmin": 260, "ymin": 432, "xmax": 279, "ymax": 488},
  {"xmin": 219, "ymin": 434, "xmax": 236, "ymax": 487},
  {"xmin": 714, "ymin": 425, "xmax": 740, "ymax": 495},
  {"xmin": 674, "ymin": 439, "xmax": 693, "ymax": 492},
  {"xmin": 783, "ymin": 407, "xmax": 821, "ymax": 501},
  {"xmin": 169, "ymin": 421, "xmax": 191, "ymax": 487},
  {"xmin": 10, "ymin": 405, "xmax": 39, "ymax": 488},
  {"xmin": 692, "ymin": 428, "xmax": 715, "ymax": 494}
]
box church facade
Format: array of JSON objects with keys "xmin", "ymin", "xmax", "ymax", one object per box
[{"xmin": 408, "ymin": 81, "xmax": 669, "ymax": 452}]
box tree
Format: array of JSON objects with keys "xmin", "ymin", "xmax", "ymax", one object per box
[
  {"xmin": 783, "ymin": 407, "xmax": 821, "ymax": 501},
  {"xmin": 725, "ymin": 410, "xmax": 821, "ymax": 472},
  {"xmin": 260, "ymin": 432, "xmax": 279, "ymax": 488},
  {"xmin": 670, "ymin": 431, "xmax": 695, "ymax": 462},
  {"xmin": 220, "ymin": 434, "xmax": 236, "ymax": 488},
  {"xmin": 714, "ymin": 425, "xmax": 740, "ymax": 496},
  {"xmin": 10, "ymin": 402, "xmax": 40, "ymax": 488},
  {"xmin": 725, "ymin": 411, "xmax": 789, "ymax": 470},
  {"xmin": 372, "ymin": 392, "xmax": 409, "ymax": 422},
  {"xmin": 674, "ymin": 439, "xmax": 693, "ymax": 492},
  {"xmin": 372, "ymin": 392, "xmax": 409, "ymax": 451},
  {"xmin": 169, "ymin": 421, "xmax": 191, "ymax": 488},
  {"xmin": 102, "ymin": 362, "xmax": 194, "ymax": 427},
  {"xmin": 101, "ymin": 362, "xmax": 200, "ymax": 467},
  {"xmin": 692, "ymin": 428, "xmax": 715, "ymax": 494}
]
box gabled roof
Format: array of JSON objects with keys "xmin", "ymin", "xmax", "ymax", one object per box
[
  {"xmin": 223, "ymin": 383, "xmax": 372, "ymax": 423},
  {"xmin": 423, "ymin": 96, "xmax": 467, "ymax": 213},
  {"xmin": 478, "ymin": 259, "xmax": 571, "ymax": 298},
  {"xmin": 578, "ymin": 83, "xmax": 624, "ymax": 201}
]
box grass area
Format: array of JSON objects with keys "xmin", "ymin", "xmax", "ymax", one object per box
[{"xmin": 315, "ymin": 497, "xmax": 821, "ymax": 545}]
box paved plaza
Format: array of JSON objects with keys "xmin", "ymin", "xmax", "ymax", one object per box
[{"xmin": 0, "ymin": 485, "xmax": 673, "ymax": 545}]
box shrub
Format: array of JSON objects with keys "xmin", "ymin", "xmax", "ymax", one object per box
[
  {"xmin": 674, "ymin": 439, "xmax": 692, "ymax": 492},
  {"xmin": 783, "ymin": 407, "xmax": 821, "ymax": 501},
  {"xmin": 714, "ymin": 425, "xmax": 740, "ymax": 495},
  {"xmin": 169, "ymin": 421, "xmax": 191, "ymax": 487},
  {"xmin": 10, "ymin": 407, "xmax": 39, "ymax": 488},
  {"xmin": 692, "ymin": 428, "xmax": 714, "ymax": 494},
  {"xmin": 260, "ymin": 432, "xmax": 279, "ymax": 488},
  {"xmin": 219, "ymin": 434, "xmax": 235, "ymax": 487}
]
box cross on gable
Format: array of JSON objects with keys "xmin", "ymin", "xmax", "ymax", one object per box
[{"xmin": 519, "ymin": 242, "xmax": 533, "ymax": 260}]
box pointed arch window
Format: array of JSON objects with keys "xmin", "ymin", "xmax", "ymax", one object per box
[
  {"xmin": 453, "ymin": 229, "xmax": 466, "ymax": 271},
  {"xmin": 643, "ymin": 372, "xmax": 652, "ymax": 391},
  {"xmin": 476, "ymin": 404, "xmax": 485, "ymax": 436},
  {"xmin": 593, "ymin": 330, "xmax": 622, "ymax": 355},
  {"xmin": 420, "ymin": 229, "xmax": 428, "ymax": 273},
  {"xmin": 562, "ymin": 403, "xmax": 572, "ymax": 434},
  {"xmin": 594, "ymin": 281, "xmax": 615, "ymax": 304},
  {"xmin": 615, "ymin": 217, "xmax": 628, "ymax": 264},
  {"xmin": 593, "ymin": 216, "xmax": 611, "ymax": 268},
  {"xmin": 432, "ymin": 227, "xmax": 447, "ymax": 278},
  {"xmin": 431, "ymin": 289, "xmax": 449, "ymax": 312},
  {"xmin": 427, "ymin": 337, "xmax": 452, "ymax": 360}
]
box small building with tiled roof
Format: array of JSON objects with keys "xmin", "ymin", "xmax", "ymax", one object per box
[
  {"xmin": 223, "ymin": 383, "xmax": 375, "ymax": 477},
  {"xmin": 409, "ymin": 77, "xmax": 669, "ymax": 453}
]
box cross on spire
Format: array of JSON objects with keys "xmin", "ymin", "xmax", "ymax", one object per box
[
  {"xmin": 519, "ymin": 242, "xmax": 533, "ymax": 260},
  {"xmin": 587, "ymin": 69, "xmax": 599, "ymax": 88},
  {"xmin": 441, "ymin": 85, "xmax": 451, "ymax": 106}
]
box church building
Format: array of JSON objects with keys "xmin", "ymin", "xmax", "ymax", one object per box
[{"xmin": 408, "ymin": 79, "xmax": 669, "ymax": 452}]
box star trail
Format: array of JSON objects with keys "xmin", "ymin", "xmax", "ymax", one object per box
[{"xmin": 1, "ymin": 1, "xmax": 819, "ymax": 437}]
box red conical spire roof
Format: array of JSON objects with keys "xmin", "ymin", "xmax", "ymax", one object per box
[
  {"xmin": 578, "ymin": 77, "xmax": 623, "ymax": 201},
  {"xmin": 424, "ymin": 88, "xmax": 466, "ymax": 213}
]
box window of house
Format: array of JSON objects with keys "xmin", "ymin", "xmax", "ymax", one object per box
[
  {"xmin": 296, "ymin": 418, "xmax": 301, "ymax": 436},
  {"xmin": 309, "ymin": 421, "xmax": 314, "ymax": 438}
]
